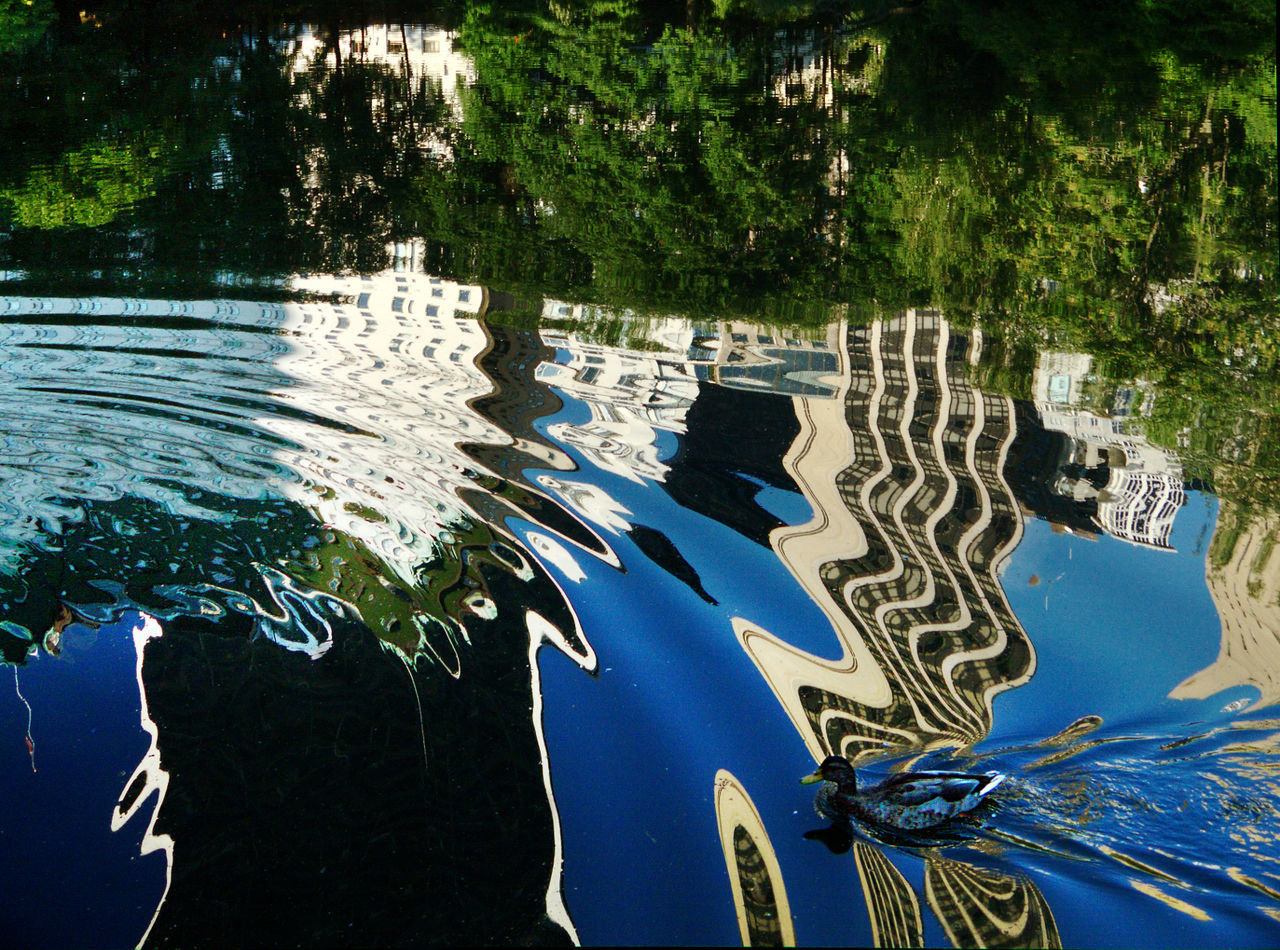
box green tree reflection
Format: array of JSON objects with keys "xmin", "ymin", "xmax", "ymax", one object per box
[
  {"xmin": 0, "ymin": 0, "xmax": 54, "ymax": 56},
  {"xmin": 1, "ymin": 0, "xmax": 1275, "ymax": 515}
]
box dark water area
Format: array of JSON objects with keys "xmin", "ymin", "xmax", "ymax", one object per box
[{"xmin": 1, "ymin": 2, "xmax": 1277, "ymax": 947}]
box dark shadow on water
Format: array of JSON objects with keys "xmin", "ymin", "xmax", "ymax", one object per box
[{"xmin": 803, "ymin": 798, "xmax": 999, "ymax": 854}]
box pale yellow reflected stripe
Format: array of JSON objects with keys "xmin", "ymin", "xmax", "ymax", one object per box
[
  {"xmin": 925, "ymin": 857, "xmax": 1061, "ymax": 948},
  {"xmin": 1098, "ymin": 844, "xmax": 1186, "ymax": 888},
  {"xmin": 1227, "ymin": 866, "xmax": 1280, "ymax": 901},
  {"xmin": 852, "ymin": 843, "xmax": 922, "ymax": 948},
  {"xmin": 1129, "ymin": 879, "xmax": 1212, "ymax": 921},
  {"xmin": 714, "ymin": 770, "xmax": 795, "ymax": 948}
]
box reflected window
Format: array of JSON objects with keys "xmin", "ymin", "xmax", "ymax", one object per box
[{"xmin": 1048, "ymin": 374, "xmax": 1072, "ymax": 403}]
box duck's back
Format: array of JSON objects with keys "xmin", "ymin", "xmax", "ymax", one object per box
[{"xmin": 855, "ymin": 771, "xmax": 1005, "ymax": 829}]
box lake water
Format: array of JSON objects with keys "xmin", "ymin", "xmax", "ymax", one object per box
[{"xmin": 1, "ymin": 4, "xmax": 1277, "ymax": 947}]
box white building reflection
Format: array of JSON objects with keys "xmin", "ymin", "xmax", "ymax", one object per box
[
  {"xmin": 1, "ymin": 270, "xmax": 500, "ymax": 596},
  {"xmin": 537, "ymin": 307, "xmax": 699, "ymax": 486},
  {"xmin": 1033, "ymin": 350, "xmax": 1185, "ymax": 550}
]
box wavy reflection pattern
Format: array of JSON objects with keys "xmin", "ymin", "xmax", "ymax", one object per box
[
  {"xmin": 714, "ymin": 771, "xmax": 795, "ymax": 949},
  {"xmin": 716, "ymin": 310, "xmax": 1059, "ymax": 948},
  {"xmin": 924, "ymin": 858, "xmax": 1061, "ymax": 949},
  {"xmin": 0, "ymin": 278, "xmax": 599, "ymax": 668},
  {"xmin": 737, "ymin": 310, "xmax": 1033, "ymax": 762},
  {"xmin": 0, "ymin": 273, "xmax": 601, "ymax": 945},
  {"xmin": 852, "ymin": 842, "xmax": 922, "ymax": 947}
]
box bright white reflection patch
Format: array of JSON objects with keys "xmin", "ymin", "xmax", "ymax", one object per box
[
  {"xmin": 525, "ymin": 531, "xmax": 587, "ymax": 583},
  {"xmin": 536, "ymin": 475, "xmax": 633, "ymax": 535},
  {"xmin": 111, "ymin": 613, "xmax": 173, "ymax": 947}
]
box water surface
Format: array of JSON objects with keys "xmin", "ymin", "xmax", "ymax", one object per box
[{"xmin": 1, "ymin": 3, "xmax": 1277, "ymax": 947}]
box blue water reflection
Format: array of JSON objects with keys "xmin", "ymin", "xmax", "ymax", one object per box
[
  {"xmin": 1, "ymin": 277, "xmax": 1277, "ymax": 947},
  {"xmin": 2, "ymin": 613, "xmax": 166, "ymax": 949},
  {"xmin": 528, "ymin": 317, "xmax": 1279, "ymax": 947},
  {"xmin": 995, "ymin": 497, "xmax": 1223, "ymax": 742},
  {"xmin": 2, "ymin": 3, "xmax": 1277, "ymax": 943}
]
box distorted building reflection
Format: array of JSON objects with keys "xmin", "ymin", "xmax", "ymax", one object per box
[
  {"xmin": 536, "ymin": 309, "xmax": 699, "ymax": 485},
  {"xmin": 925, "ymin": 857, "xmax": 1061, "ymax": 948},
  {"xmin": 713, "ymin": 773, "xmax": 1062, "ymax": 948},
  {"xmin": 0, "ymin": 268, "xmax": 605, "ymax": 946},
  {"xmin": 736, "ymin": 310, "xmax": 1035, "ymax": 762},
  {"xmin": 852, "ymin": 842, "xmax": 923, "ymax": 947},
  {"xmin": 701, "ymin": 310, "xmax": 1061, "ymax": 947},
  {"xmin": 714, "ymin": 771, "xmax": 795, "ymax": 948},
  {"xmin": 1029, "ymin": 350, "xmax": 1185, "ymax": 550},
  {"xmin": 1171, "ymin": 505, "xmax": 1280, "ymax": 711}
]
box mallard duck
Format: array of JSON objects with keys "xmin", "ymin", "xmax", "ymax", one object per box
[{"xmin": 801, "ymin": 755, "xmax": 1005, "ymax": 830}]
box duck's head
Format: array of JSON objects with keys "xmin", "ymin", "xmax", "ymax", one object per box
[{"xmin": 800, "ymin": 755, "xmax": 857, "ymax": 790}]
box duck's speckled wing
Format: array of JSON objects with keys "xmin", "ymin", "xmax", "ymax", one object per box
[
  {"xmin": 877, "ymin": 771, "xmax": 994, "ymax": 806},
  {"xmin": 860, "ymin": 771, "xmax": 1006, "ymax": 828}
]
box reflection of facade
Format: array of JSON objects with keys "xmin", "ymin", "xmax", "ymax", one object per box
[
  {"xmin": 1032, "ymin": 350, "xmax": 1185, "ymax": 550},
  {"xmin": 715, "ymin": 778, "xmax": 1061, "ymax": 949},
  {"xmin": 2, "ymin": 270, "xmax": 499, "ymax": 620},
  {"xmin": 0, "ymin": 271, "xmax": 599, "ymax": 946},
  {"xmin": 852, "ymin": 843, "xmax": 923, "ymax": 947},
  {"xmin": 708, "ymin": 310, "xmax": 1065, "ymax": 944},
  {"xmin": 527, "ymin": 311, "xmax": 844, "ymax": 495},
  {"xmin": 737, "ymin": 310, "xmax": 1035, "ymax": 762},
  {"xmin": 536, "ymin": 314, "xmax": 699, "ymax": 485},
  {"xmin": 713, "ymin": 771, "xmax": 794, "ymax": 948},
  {"xmin": 287, "ymin": 24, "xmax": 474, "ymax": 96},
  {"xmin": 1171, "ymin": 506, "xmax": 1280, "ymax": 710},
  {"xmin": 849, "ymin": 844, "xmax": 1062, "ymax": 948},
  {"xmin": 925, "ymin": 858, "xmax": 1060, "ymax": 948},
  {"xmin": 697, "ymin": 321, "xmax": 845, "ymax": 399}
]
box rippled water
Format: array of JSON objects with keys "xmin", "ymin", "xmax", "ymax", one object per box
[
  {"xmin": 2, "ymin": 279, "xmax": 1276, "ymax": 947},
  {"xmin": 2, "ymin": 5, "xmax": 1277, "ymax": 948}
]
